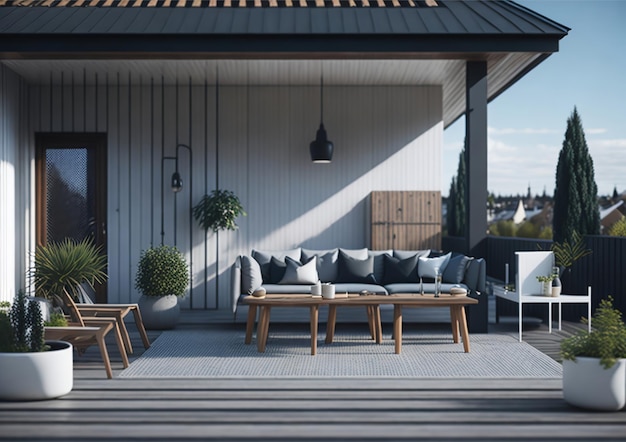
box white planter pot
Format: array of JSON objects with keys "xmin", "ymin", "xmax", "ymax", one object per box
[
  {"xmin": 138, "ymin": 294, "xmax": 180, "ymax": 330},
  {"xmin": 0, "ymin": 340, "xmax": 73, "ymax": 401},
  {"xmin": 563, "ymin": 357, "xmax": 626, "ymax": 411}
]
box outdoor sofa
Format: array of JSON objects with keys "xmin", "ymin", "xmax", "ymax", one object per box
[{"xmin": 231, "ymin": 248, "xmax": 486, "ymax": 331}]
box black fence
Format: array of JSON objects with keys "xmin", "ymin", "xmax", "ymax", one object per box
[{"xmin": 444, "ymin": 235, "xmax": 626, "ymax": 321}]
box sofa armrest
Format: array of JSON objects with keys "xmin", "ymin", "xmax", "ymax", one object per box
[
  {"xmin": 231, "ymin": 256, "xmax": 243, "ymax": 315},
  {"xmin": 464, "ymin": 258, "xmax": 486, "ymax": 296}
]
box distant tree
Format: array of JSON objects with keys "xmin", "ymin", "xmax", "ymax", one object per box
[
  {"xmin": 447, "ymin": 177, "xmax": 457, "ymax": 235},
  {"xmin": 553, "ymin": 108, "xmax": 600, "ymax": 243},
  {"xmin": 517, "ymin": 221, "xmax": 540, "ymax": 239},
  {"xmin": 453, "ymin": 147, "xmax": 467, "ymax": 237},
  {"xmin": 488, "ymin": 220, "xmax": 517, "ymax": 237}
]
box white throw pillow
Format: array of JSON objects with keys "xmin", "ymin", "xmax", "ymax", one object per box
[
  {"xmin": 418, "ymin": 253, "xmax": 452, "ymax": 279},
  {"xmin": 279, "ymin": 256, "xmax": 319, "ymax": 285}
]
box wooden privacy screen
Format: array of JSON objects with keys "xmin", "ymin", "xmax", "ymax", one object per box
[{"xmin": 371, "ymin": 191, "xmax": 442, "ymax": 251}]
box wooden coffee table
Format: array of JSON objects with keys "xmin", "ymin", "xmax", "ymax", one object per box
[{"xmin": 244, "ymin": 293, "xmax": 478, "ymax": 355}]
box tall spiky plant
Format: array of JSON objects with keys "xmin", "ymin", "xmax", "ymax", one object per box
[
  {"xmin": 31, "ymin": 238, "xmax": 107, "ymax": 301},
  {"xmin": 0, "ymin": 291, "xmax": 46, "ymax": 353}
]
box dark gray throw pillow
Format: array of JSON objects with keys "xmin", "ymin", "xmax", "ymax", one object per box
[
  {"xmin": 383, "ymin": 253, "xmax": 419, "ymax": 284},
  {"xmin": 268, "ymin": 256, "xmax": 287, "ymax": 284},
  {"xmin": 335, "ymin": 251, "xmax": 377, "ymax": 284},
  {"xmin": 442, "ymin": 254, "xmax": 472, "ymax": 284}
]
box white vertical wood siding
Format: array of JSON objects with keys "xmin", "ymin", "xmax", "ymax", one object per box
[
  {"xmin": 21, "ymin": 74, "xmax": 442, "ymax": 312},
  {"xmin": 0, "ymin": 65, "xmax": 32, "ymax": 303}
]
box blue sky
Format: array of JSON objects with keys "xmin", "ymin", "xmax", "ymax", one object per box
[{"xmin": 443, "ymin": 0, "xmax": 626, "ymax": 198}]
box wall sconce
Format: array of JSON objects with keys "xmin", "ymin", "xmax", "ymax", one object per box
[{"xmin": 161, "ymin": 143, "xmax": 192, "ymax": 246}]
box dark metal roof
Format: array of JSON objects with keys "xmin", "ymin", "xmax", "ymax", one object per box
[{"xmin": 0, "ymin": 1, "xmax": 569, "ymax": 57}]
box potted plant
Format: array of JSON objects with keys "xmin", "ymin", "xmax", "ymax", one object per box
[
  {"xmin": 192, "ymin": 189, "xmax": 246, "ymax": 234},
  {"xmin": 31, "ymin": 237, "xmax": 107, "ymax": 304},
  {"xmin": 135, "ymin": 245, "xmax": 189, "ymax": 330},
  {"xmin": 561, "ymin": 296, "xmax": 626, "ymax": 410},
  {"xmin": 0, "ymin": 291, "xmax": 73, "ymax": 401},
  {"xmin": 551, "ymin": 230, "xmax": 592, "ymax": 289},
  {"xmin": 536, "ymin": 275, "xmax": 555, "ymax": 297}
]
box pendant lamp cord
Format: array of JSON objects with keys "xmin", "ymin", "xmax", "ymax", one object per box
[{"xmin": 320, "ymin": 75, "xmax": 324, "ymax": 124}]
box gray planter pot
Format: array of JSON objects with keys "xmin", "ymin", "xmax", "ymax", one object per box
[
  {"xmin": 138, "ymin": 294, "xmax": 180, "ymax": 330},
  {"xmin": 563, "ymin": 357, "xmax": 626, "ymax": 411},
  {"xmin": 0, "ymin": 340, "xmax": 73, "ymax": 401}
]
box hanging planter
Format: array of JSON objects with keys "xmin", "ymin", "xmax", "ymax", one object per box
[{"xmin": 192, "ymin": 189, "xmax": 246, "ymax": 234}]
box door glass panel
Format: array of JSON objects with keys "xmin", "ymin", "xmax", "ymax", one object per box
[{"xmin": 44, "ymin": 148, "xmax": 96, "ymax": 243}]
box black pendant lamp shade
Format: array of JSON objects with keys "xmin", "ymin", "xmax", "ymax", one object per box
[
  {"xmin": 310, "ymin": 124, "xmax": 334, "ymax": 163},
  {"xmin": 310, "ymin": 76, "xmax": 333, "ymax": 163}
]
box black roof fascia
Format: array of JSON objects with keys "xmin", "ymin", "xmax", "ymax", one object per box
[{"xmin": 0, "ymin": 33, "xmax": 563, "ymax": 58}]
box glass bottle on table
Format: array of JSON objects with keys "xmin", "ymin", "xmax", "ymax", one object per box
[{"xmin": 434, "ymin": 267, "xmax": 441, "ymax": 297}]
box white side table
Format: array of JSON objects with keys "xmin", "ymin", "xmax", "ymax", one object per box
[{"xmin": 492, "ymin": 285, "xmax": 591, "ymax": 342}]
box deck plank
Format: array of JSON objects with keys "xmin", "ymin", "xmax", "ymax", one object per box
[{"xmin": 0, "ymin": 313, "xmax": 624, "ymax": 441}]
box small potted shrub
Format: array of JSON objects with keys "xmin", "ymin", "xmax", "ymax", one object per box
[
  {"xmin": 135, "ymin": 245, "xmax": 189, "ymax": 330},
  {"xmin": 561, "ymin": 296, "xmax": 626, "ymax": 410},
  {"xmin": 0, "ymin": 291, "xmax": 73, "ymax": 401}
]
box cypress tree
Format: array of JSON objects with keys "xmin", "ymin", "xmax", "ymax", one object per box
[
  {"xmin": 447, "ymin": 177, "xmax": 457, "ymax": 236},
  {"xmin": 553, "ymin": 108, "xmax": 600, "ymax": 243},
  {"xmin": 454, "ymin": 147, "xmax": 467, "ymax": 237}
]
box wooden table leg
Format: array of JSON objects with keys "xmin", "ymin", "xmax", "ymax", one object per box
[
  {"xmin": 310, "ymin": 305, "xmax": 319, "ymax": 356},
  {"xmin": 257, "ymin": 306, "xmax": 271, "ymax": 353},
  {"xmin": 450, "ymin": 306, "xmax": 460, "ymax": 343},
  {"xmin": 366, "ymin": 306, "xmax": 375, "ymax": 340},
  {"xmin": 393, "ymin": 304, "xmax": 402, "ymax": 354},
  {"xmin": 245, "ymin": 304, "xmax": 257, "ymax": 345},
  {"xmin": 325, "ymin": 305, "xmax": 337, "ymax": 344},
  {"xmin": 457, "ymin": 306, "xmax": 471, "ymax": 353},
  {"xmin": 374, "ymin": 305, "xmax": 382, "ymax": 344}
]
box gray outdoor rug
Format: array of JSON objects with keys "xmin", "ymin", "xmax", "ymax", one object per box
[{"xmin": 119, "ymin": 327, "xmax": 562, "ymax": 378}]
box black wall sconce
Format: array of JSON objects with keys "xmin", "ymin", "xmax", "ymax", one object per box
[{"xmin": 161, "ymin": 143, "xmax": 192, "ymax": 246}]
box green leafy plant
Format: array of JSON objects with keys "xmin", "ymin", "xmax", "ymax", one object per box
[
  {"xmin": 608, "ymin": 217, "xmax": 626, "ymax": 237},
  {"xmin": 551, "ymin": 230, "xmax": 592, "ymax": 271},
  {"xmin": 31, "ymin": 238, "xmax": 107, "ymax": 301},
  {"xmin": 0, "ymin": 291, "xmax": 46, "ymax": 353},
  {"xmin": 192, "ymin": 189, "xmax": 246, "ymax": 233},
  {"xmin": 536, "ymin": 275, "xmax": 556, "ymax": 283},
  {"xmin": 560, "ymin": 296, "xmax": 626, "ymax": 369},
  {"xmin": 45, "ymin": 312, "xmax": 68, "ymax": 327},
  {"xmin": 135, "ymin": 245, "xmax": 189, "ymax": 297}
]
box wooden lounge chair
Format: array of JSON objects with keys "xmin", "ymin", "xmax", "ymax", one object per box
[
  {"xmin": 45, "ymin": 289, "xmax": 130, "ymax": 379},
  {"xmin": 74, "ymin": 285, "xmax": 151, "ymax": 354}
]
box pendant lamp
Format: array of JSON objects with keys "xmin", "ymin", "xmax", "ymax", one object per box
[{"xmin": 310, "ymin": 76, "xmax": 334, "ymax": 163}]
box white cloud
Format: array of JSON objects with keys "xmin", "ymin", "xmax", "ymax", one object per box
[
  {"xmin": 586, "ymin": 128, "xmax": 608, "ymax": 135},
  {"xmin": 488, "ymin": 127, "xmax": 559, "ymax": 135}
]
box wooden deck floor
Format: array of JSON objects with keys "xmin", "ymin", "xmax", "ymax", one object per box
[{"xmin": 0, "ymin": 312, "xmax": 624, "ymax": 441}]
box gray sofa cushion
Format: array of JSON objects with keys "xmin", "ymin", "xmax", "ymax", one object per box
[
  {"xmin": 385, "ymin": 282, "xmax": 468, "ymax": 295},
  {"xmin": 279, "ymin": 256, "xmax": 319, "ymax": 285},
  {"xmin": 241, "ymin": 255, "xmax": 263, "ymax": 294},
  {"xmin": 301, "ymin": 248, "xmax": 338, "ymax": 283},
  {"xmin": 336, "ymin": 251, "xmax": 377, "ymax": 284},
  {"xmin": 252, "ymin": 248, "xmax": 301, "ymax": 282},
  {"xmin": 334, "ymin": 283, "xmax": 388, "ymax": 295},
  {"xmin": 338, "ymin": 248, "xmax": 368, "ymax": 260},
  {"xmin": 368, "ymin": 250, "xmax": 392, "ymax": 284},
  {"xmin": 382, "ymin": 253, "xmax": 419, "ymax": 284},
  {"xmin": 442, "ymin": 254, "xmax": 473, "ymax": 284},
  {"xmin": 393, "ymin": 249, "xmax": 430, "ymax": 260}
]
